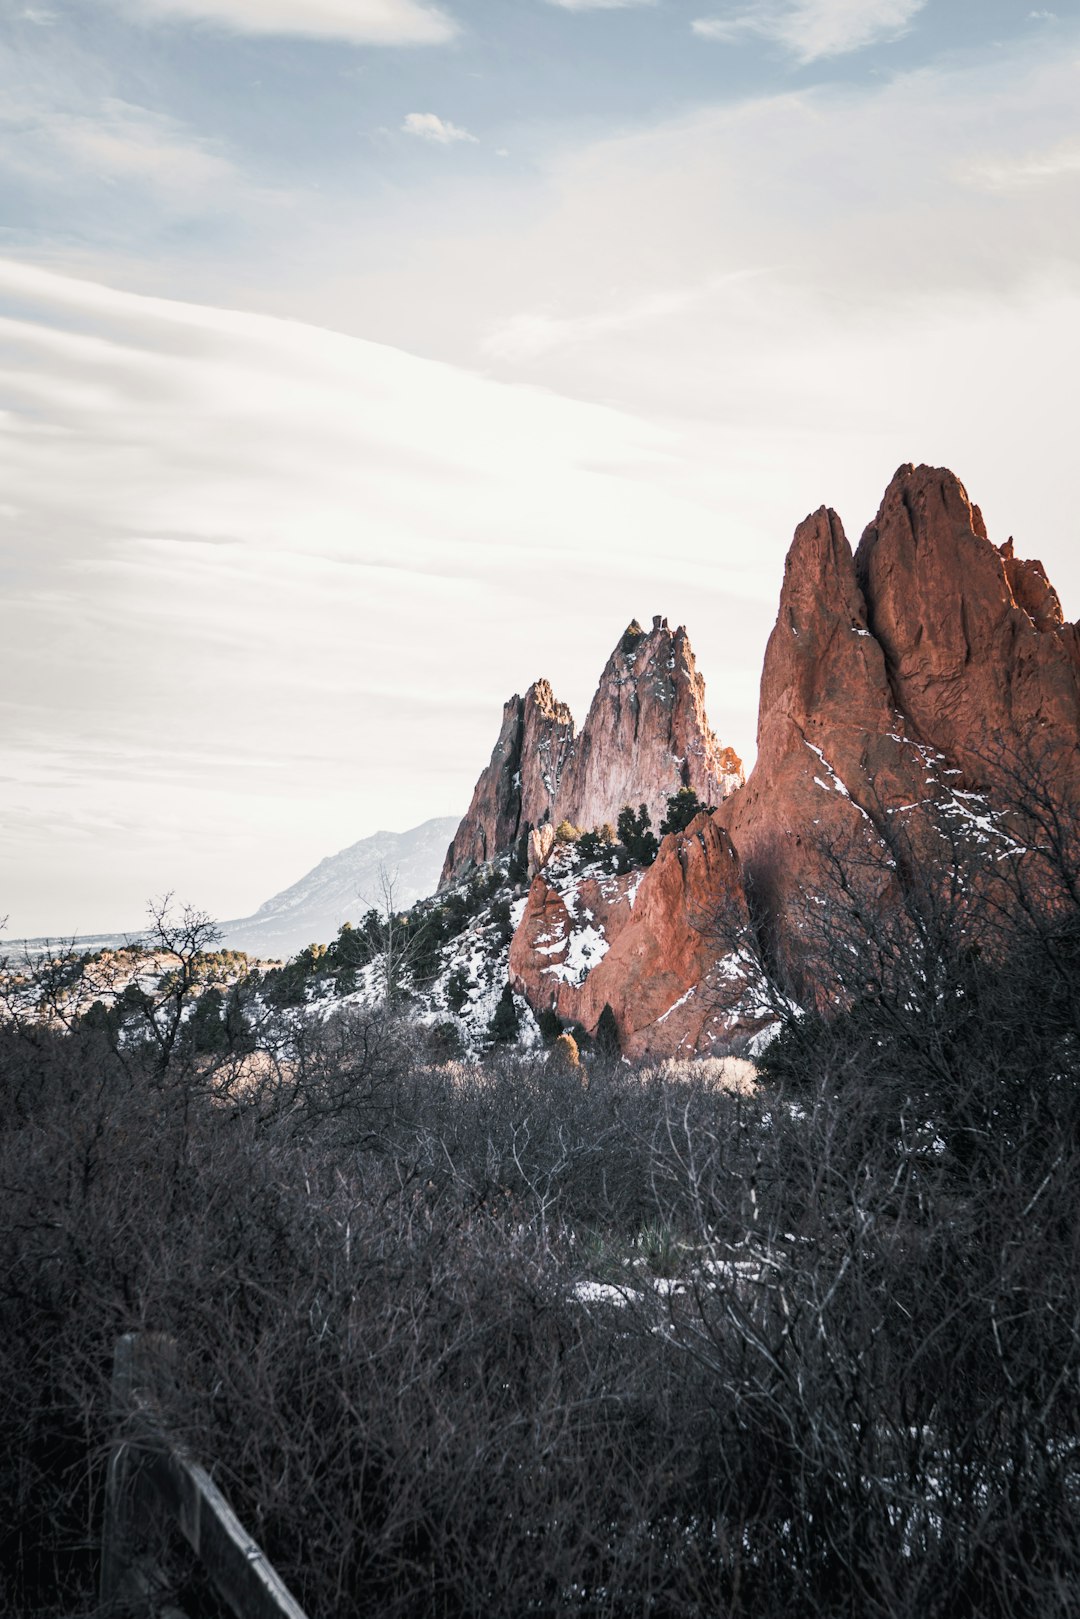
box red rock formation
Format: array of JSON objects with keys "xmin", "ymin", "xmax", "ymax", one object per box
[
  {"xmin": 719, "ymin": 464, "xmax": 1080, "ymax": 988},
  {"xmin": 713, "ymin": 500, "xmax": 916, "ymax": 952},
  {"xmin": 854, "ymin": 465, "xmax": 1080, "ymax": 791},
  {"xmin": 440, "ymin": 679, "xmax": 574, "ymax": 886},
  {"xmin": 441, "ymin": 617, "xmax": 742, "ymax": 888},
  {"xmin": 553, "ymin": 615, "xmax": 742, "ymax": 836},
  {"xmin": 509, "ymin": 814, "xmax": 756, "ymax": 1060},
  {"xmin": 509, "ymin": 464, "xmax": 1080, "ymax": 1051}
]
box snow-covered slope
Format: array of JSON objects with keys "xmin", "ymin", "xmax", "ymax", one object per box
[{"xmin": 220, "ymin": 816, "xmax": 458, "ymax": 958}]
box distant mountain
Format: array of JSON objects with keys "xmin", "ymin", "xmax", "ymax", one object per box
[
  {"xmin": 219, "ymin": 816, "xmax": 459, "ymax": 959},
  {"xmin": 3, "ymin": 929, "xmax": 148, "ymax": 963}
]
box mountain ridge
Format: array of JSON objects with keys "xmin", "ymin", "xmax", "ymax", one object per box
[{"xmin": 219, "ymin": 815, "xmax": 459, "ymax": 958}]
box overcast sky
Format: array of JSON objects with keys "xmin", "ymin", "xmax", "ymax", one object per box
[{"xmin": 2, "ymin": 0, "xmax": 1078, "ymax": 936}]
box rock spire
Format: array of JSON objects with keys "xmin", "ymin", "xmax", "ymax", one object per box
[
  {"xmin": 439, "ymin": 617, "xmax": 742, "ymax": 889},
  {"xmin": 506, "ymin": 464, "xmax": 1080, "ymax": 1055},
  {"xmin": 439, "ymin": 679, "xmax": 574, "ymax": 887}
]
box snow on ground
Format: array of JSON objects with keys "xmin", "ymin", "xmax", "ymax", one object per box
[
  {"xmin": 529, "ymin": 845, "xmax": 633, "ymax": 990},
  {"xmin": 655, "ymin": 986, "xmax": 695, "ymax": 1025},
  {"xmin": 333, "ymin": 863, "xmax": 539, "ymax": 1057}
]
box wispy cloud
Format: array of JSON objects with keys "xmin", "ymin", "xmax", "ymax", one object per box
[
  {"xmin": 0, "ymin": 91, "xmax": 237, "ymax": 201},
  {"xmin": 962, "ymin": 140, "xmax": 1080, "ymax": 189},
  {"xmin": 692, "ymin": 0, "xmax": 927, "ymax": 61},
  {"xmin": 1, "ymin": 260, "xmax": 759, "ymax": 933},
  {"xmin": 108, "ymin": 0, "xmax": 458, "ymax": 46},
  {"xmin": 545, "ymin": 0, "xmax": 656, "ymax": 11},
  {"xmin": 402, "ymin": 111, "xmax": 478, "ymax": 144},
  {"xmin": 483, "ymin": 273, "xmax": 764, "ymax": 360}
]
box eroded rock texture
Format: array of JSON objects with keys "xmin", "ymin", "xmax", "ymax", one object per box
[
  {"xmin": 508, "ymin": 813, "xmax": 755, "ymax": 1061},
  {"xmin": 553, "ymin": 615, "xmax": 743, "ymax": 837},
  {"xmin": 512, "ymin": 466, "xmax": 1080, "ymax": 1053},
  {"xmin": 440, "ymin": 617, "xmax": 742, "ymax": 888},
  {"xmin": 439, "ymin": 679, "xmax": 574, "ymax": 887},
  {"xmin": 718, "ymin": 464, "xmax": 1080, "ymax": 978},
  {"xmin": 451, "ymin": 465, "xmax": 1080, "ymax": 1057}
]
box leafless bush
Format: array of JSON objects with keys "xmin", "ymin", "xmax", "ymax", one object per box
[{"xmin": 4, "ymin": 744, "xmax": 1080, "ymax": 1619}]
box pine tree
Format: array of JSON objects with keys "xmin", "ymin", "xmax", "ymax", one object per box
[
  {"xmin": 659, "ymin": 786, "xmax": 713, "ymax": 837},
  {"xmin": 594, "ymin": 1003, "xmax": 621, "ymax": 1061},
  {"xmin": 616, "ymin": 803, "xmax": 659, "ymax": 869},
  {"xmin": 488, "ymin": 983, "xmax": 520, "ymax": 1044}
]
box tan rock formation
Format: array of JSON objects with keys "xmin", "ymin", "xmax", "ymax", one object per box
[
  {"xmin": 510, "ymin": 464, "xmax": 1080, "ymax": 1051},
  {"xmin": 553, "ymin": 615, "xmax": 743, "ymax": 837},
  {"xmin": 441, "ymin": 617, "xmax": 741, "ymax": 889},
  {"xmin": 440, "ymin": 679, "xmax": 574, "ymax": 887},
  {"xmin": 527, "ymin": 823, "xmax": 557, "ymax": 879}
]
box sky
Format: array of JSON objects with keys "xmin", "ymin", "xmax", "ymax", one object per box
[{"xmin": 1, "ymin": 0, "xmax": 1078, "ymax": 937}]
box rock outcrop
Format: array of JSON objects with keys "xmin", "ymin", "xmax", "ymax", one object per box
[
  {"xmin": 509, "ymin": 812, "xmax": 759, "ymax": 1061},
  {"xmin": 854, "ymin": 465, "xmax": 1080, "ymax": 793},
  {"xmin": 441, "ymin": 617, "xmax": 742, "ymax": 889},
  {"xmin": 553, "ymin": 616, "xmax": 743, "ymax": 837},
  {"xmin": 440, "ymin": 679, "xmax": 574, "ymax": 886},
  {"xmin": 717, "ymin": 464, "xmax": 1080, "ymax": 968},
  {"xmin": 507, "ymin": 463, "xmax": 1080, "ymax": 1054}
]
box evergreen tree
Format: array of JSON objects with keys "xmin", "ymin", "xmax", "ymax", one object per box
[
  {"xmin": 488, "ymin": 983, "xmax": 520, "ymax": 1044},
  {"xmin": 659, "ymin": 785, "xmax": 713, "ymax": 836},
  {"xmin": 594, "ymin": 1003, "xmax": 621, "ymax": 1061},
  {"xmin": 446, "ymin": 968, "xmax": 472, "ymax": 1016},
  {"xmin": 536, "ymin": 1005, "xmax": 562, "ymax": 1044},
  {"xmin": 507, "ymin": 826, "xmax": 531, "ymax": 886},
  {"xmin": 188, "ymin": 986, "xmax": 227, "ymax": 1054},
  {"xmin": 616, "ymin": 803, "xmax": 659, "ymax": 869}
]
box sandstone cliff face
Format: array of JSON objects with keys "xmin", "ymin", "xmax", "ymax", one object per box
[
  {"xmin": 717, "ymin": 463, "xmax": 1080, "ymax": 986},
  {"xmin": 713, "ymin": 500, "xmax": 915, "ymax": 951},
  {"xmin": 440, "ymin": 679, "xmax": 574, "ymax": 887},
  {"xmin": 553, "ymin": 616, "xmax": 743, "ymax": 837},
  {"xmin": 854, "ymin": 465, "xmax": 1080, "ymax": 793},
  {"xmin": 507, "ymin": 463, "xmax": 1080, "ymax": 1053},
  {"xmin": 441, "ymin": 617, "xmax": 742, "ymax": 889},
  {"xmin": 508, "ymin": 813, "xmax": 760, "ymax": 1060}
]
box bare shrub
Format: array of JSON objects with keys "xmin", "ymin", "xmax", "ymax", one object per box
[{"xmin": 5, "ymin": 741, "xmax": 1080, "ymax": 1617}]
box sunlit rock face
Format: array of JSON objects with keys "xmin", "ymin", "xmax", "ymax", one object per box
[
  {"xmin": 440, "ymin": 617, "xmax": 742, "ymax": 889},
  {"xmin": 508, "ymin": 812, "xmax": 760, "ymax": 1061},
  {"xmin": 853, "ymin": 464, "xmax": 1080, "ymax": 794},
  {"xmin": 712, "ymin": 464, "xmax": 1080, "ymax": 1000},
  {"xmin": 453, "ymin": 465, "xmax": 1080, "ymax": 1057},
  {"xmin": 439, "ymin": 679, "xmax": 575, "ymax": 887},
  {"xmin": 552, "ymin": 615, "xmax": 743, "ymax": 838}
]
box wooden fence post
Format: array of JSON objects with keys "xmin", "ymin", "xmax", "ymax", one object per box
[{"xmin": 98, "ymin": 1333, "xmax": 311, "ymax": 1619}]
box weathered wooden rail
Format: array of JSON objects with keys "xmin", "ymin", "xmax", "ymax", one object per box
[{"xmin": 100, "ymin": 1333, "xmax": 310, "ymax": 1619}]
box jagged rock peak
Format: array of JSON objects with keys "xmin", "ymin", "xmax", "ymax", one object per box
[
  {"xmin": 998, "ymin": 537, "xmax": 1064, "ymax": 634},
  {"xmin": 554, "ymin": 615, "xmax": 742, "ymax": 837},
  {"xmin": 716, "ymin": 461, "xmax": 1080, "ymax": 988},
  {"xmin": 854, "ymin": 462, "xmax": 1080, "ymax": 786},
  {"xmin": 507, "ymin": 463, "xmax": 1080, "ymax": 1057},
  {"xmin": 755, "ymin": 503, "xmax": 894, "ymax": 751},
  {"xmin": 529, "ymin": 677, "xmax": 574, "ymax": 726},
  {"xmin": 440, "ymin": 617, "xmax": 742, "ymax": 889},
  {"xmin": 439, "ymin": 678, "xmax": 575, "ymax": 888}
]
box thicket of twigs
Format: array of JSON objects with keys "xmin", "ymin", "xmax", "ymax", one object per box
[{"xmin": 4, "ymin": 750, "xmax": 1080, "ymax": 1617}]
